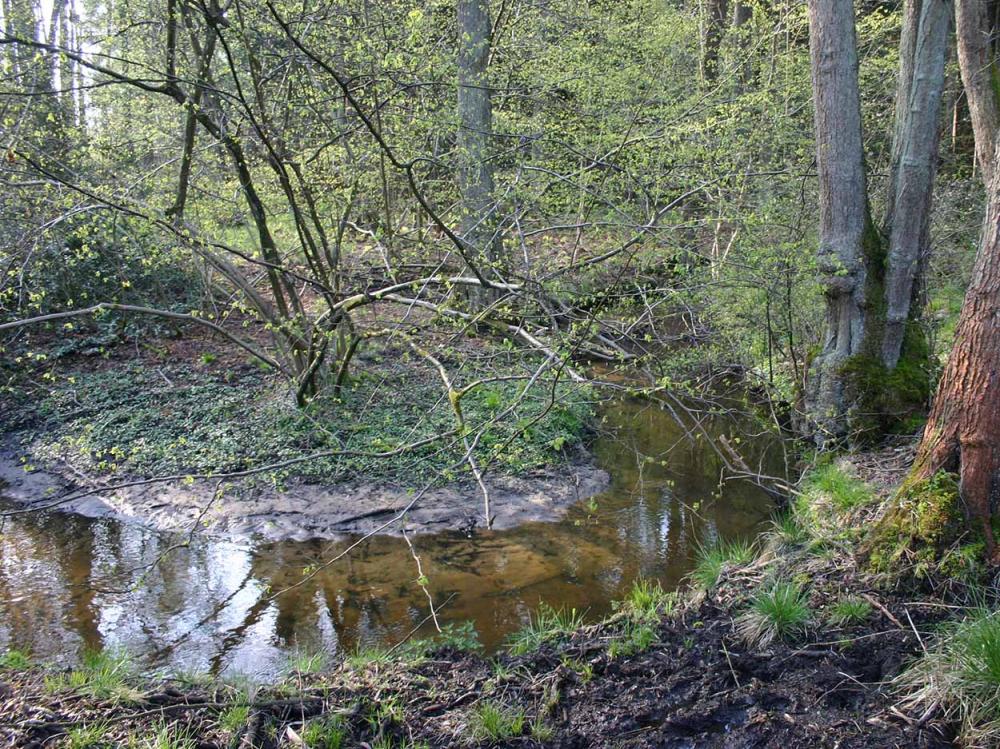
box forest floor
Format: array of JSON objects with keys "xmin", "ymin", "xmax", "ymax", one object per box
[
  {"xmin": 0, "ymin": 323, "xmax": 604, "ymax": 539},
  {"xmin": 0, "ymin": 447, "xmax": 966, "ymax": 748}
]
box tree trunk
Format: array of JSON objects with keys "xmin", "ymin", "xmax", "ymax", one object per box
[
  {"xmin": 803, "ymin": 0, "xmax": 875, "ymax": 442},
  {"xmin": 909, "ymin": 0, "xmax": 1000, "ymax": 560},
  {"xmin": 457, "ymin": 0, "xmax": 504, "ymax": 309},
  {"xmin": 955, "ymin": 0, "xmax": 999, "ymax": 183},
  {"xmin": 910, "ymin": 138, "xmax": 1000, "ymax": 559},
  {"xmin": 703, "ymin": 0, "xmax": 730, "ymax": 83},
  {"xmin": 881, "ymin": 0, "xmax": 950, "ymax": 368}
]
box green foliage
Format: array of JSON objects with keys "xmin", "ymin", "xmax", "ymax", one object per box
[
  {"xmin": 469, "ymin": 701, "xmax": 526, "ymax": 742},
  {"xmin": 19, "ymin": 351, "xmax": 592, "ymax": 485},
  {"xmin": 129, "ymin": 722, "xmax": 195, "ymax": 749},
  {"xmin": 218, "ymin": 704, "xmax": 251, "ymax": 734},
  {"xmin": 608, "ymin": 620, "xmax": 658, "ymax": 658},
  {"xmin": 736, "ymin": 581, "xmax": 812, "ymax": 647},
  {"xmin": 689, "ymin": 538, "xmax": 757, "ymax": 589},
  {"xmin": 506, "ymin": 604, "xmax": 583, "ymax": 655},
  {"xmin": 770, "ymin": 510, "xmax": 810, "ymax": 547},
  {"xmin": 615, "ymin": 578, "xmax": 676, "ymax": 622},
  {"xmin": 287, "ymin": 649, "xmax": 329, "ymax": 676},
  {"xmin": 345, "ymin": 646, "xmax": 393, "ymax": 670},
  {"xmin": 407, "ymin": 621, "xmax": 482, "ymax": 659},
  {"xmin": 827, "ymin": 596, "xmax": 872, "ymax": 627},
  {"xmin": 48, "ymin": 649, "xmax": 139, "ymax": 702},
  {"xmin": 840, "ymin": 323, "xmax": 932, "ymax": 442}
]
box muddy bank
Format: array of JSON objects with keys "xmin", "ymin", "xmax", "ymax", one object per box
[
  {"xmin": 0, "ymin": 445, "xmax": 609, "ymax": 541},
  {"xmin": 0, "ymin": 587, "xmax": 952, "ymax": 749}
]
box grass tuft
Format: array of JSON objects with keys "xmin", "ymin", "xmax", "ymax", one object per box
[
  {"xmin": 735, "ymin": 581, "xmax": 811, "ymax": 647},
  {"xmin": 287, "ymin": 649, "xmax": 329, "ymax": 675},
  {"xmin": 344, "ymin": 646, "xmax": 392, "ymax": 670},
  {"xmin": 300, "ymin": 714, "xmax": 347, "ymax": 749},
  {"xmin": 827, "ymin": 595, "xmax": 872, "ymax": 627},
  {"xmin": 48, "ymin": 649, "xmax": 140, "ymax": 702},
  {"xmin": 0, "ymin": 648, "xmax": 31, "ymax": 670},
  {"xmin": 770, "ymin": 510, "xmax": 809, "ymax": 546},
  {"xmin": 617, "ymin": 578, "xmax": 676, "ymax": 622},
  {"xmin": 506, "ymin": 603, "xmax": 583, "ymax": 655},
  {"xmin": 63, "ymin": 721, "xmax": 109, "ymax": 749},
  {"xmin": 898, "ymin": 607, "xmax": 1000, "ymax": 745},
  {"xmin": 805, "ymin": 463, "xmax": 872, "ymax": 511},
  {"xmin": 469, "ymin": 701, "xmax": 526, "ymax": 741},
  {"xmin": 689, "ymin": 538, "xmax": 756, "ymax": 589}
]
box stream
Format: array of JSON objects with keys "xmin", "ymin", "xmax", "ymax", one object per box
[{"xmin": 0, "ymin": 396, "xmax": 785, "ymax": 678}]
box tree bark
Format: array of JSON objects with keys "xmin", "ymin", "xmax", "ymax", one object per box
[
  {"xmin": 804, "ymin": 0, "xmax": 874, "ymax": 441},
  {"xmin": 955, "ymin": 0, "xmax": 999, "ymax": 183},
  {"xmin": 881, "ymin": 0, "xmax": 950, "ymax": 368},
  {"xmin": 457, "ymin": 0, "xmax": 504, "ymax": 309},
  {"xmin": 910, "ymin": 0, "xmax": 1000, "ymax": 560},
  {"xmin": 911, "ymin": 138, "xmax": 1000, "ymax": 559}
]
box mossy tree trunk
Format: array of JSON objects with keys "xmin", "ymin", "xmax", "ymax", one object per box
[
  {"xmin": 907, "ymin": 0, "xmax": 1000, "ymax": 561},
  {"xmin": 803, "ymin": 0, "xmax": 877, "ymax": 443},
  {"xmin": 804, "ymin": 0, "xmax": 946, "ymax": 442}
]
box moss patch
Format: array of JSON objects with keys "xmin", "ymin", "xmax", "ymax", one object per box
[
  {"xmin": 864, "ymin": 471, "xmax": 964, "ymax": 576},
  {"xmin": 841, "ymin": 322, "xmax": 931, "ymax": 442}
]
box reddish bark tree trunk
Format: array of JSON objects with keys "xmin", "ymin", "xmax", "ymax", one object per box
[
  {"xmin": 909, "ymin": 0, "xmax": 1000, "ymax": 561},
  {"xmin": 912, "ymin": 140, "xmax": 1000, "ymax": 558}
]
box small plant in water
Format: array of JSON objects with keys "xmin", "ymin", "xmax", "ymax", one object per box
[
  {"xmin": 506, "ymin": 603, "xmax": 583, "ymax": 655},
  {"xmin": 690, "ymin": 538, "xmax": 756, "ymax": 589},
  {"xmin": 736, "ymin": 581, "xmax": 811, "ymax": 647},
  {"xmin": 827, "ymin": 595, "xmax": 872, "ymax": 627},
  {"xmin": 470, "ymin": 701, "xmax": 526, "ymax": 741},
  {"xmin": 406, "ymin": 621, "xmax": 482, "ymax": 660}
]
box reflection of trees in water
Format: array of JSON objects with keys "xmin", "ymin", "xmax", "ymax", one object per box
[
  {"xmin": 0, "ymin": 394, "xmax": 783, "ymax": 671},
  {"xmin": 0, "ymin": 510, "xmax": 103, "ymax": 656}
]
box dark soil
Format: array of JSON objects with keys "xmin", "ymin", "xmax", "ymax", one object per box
[{"xmin": 0, "ymin": 591, "xmax": 955, "ymax": 748}]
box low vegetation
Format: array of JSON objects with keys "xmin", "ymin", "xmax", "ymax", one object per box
[
  {"xmin": 689, "ymin": 537, "xmax": 757, "ymax": 589},
  {"xmin": 735, "ymin": 581, "xmax": 812, "ymax": 647}
]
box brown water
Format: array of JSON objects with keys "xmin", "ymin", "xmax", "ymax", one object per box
[{"xmin": 0, "ymin": 397, "xmax": 784, "ymax": 677}]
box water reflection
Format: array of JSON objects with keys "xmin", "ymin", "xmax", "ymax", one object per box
[{"xmin": 0, "ymin": 397, "xmax": 782, "ymax": 677}]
